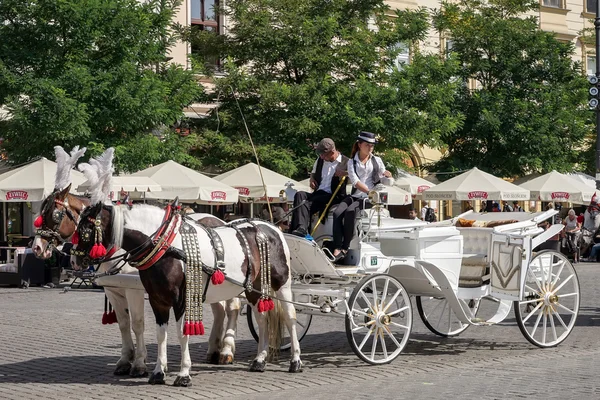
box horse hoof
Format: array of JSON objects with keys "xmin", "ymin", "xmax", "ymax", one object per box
[
  {"xmin": 148, "ymin": 371, "xmax": 166, "ymax": 385},
  {"xmin": 288, "ymin": 360, "xmax": 302, "ymax": 373},
  {"xmin": 207, "ymin": 352, "xmax": 220, "ymax": 365},
  {"xmin": 130, "ymin": 366, "xmax": 148, "ymax": 378},
  {"xmin": 173, "ymin": 375, "xmax": 192, "ymax": 387},
  {"xmin": 219, "ymin": 354, "xmax": 234, "ymax": 365},
  {"xmin": 113, "ymin": 363, "xmax": 131, "ymax": 376},
  {"xmin": 249, "ymin": 359, "xmax": 266, "ymax": 372}
]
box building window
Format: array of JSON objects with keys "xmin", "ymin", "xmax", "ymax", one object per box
[
  {"xmin": 445, "ymin": 38, "xmax": 454, "ymax": 59},
  {"xmin": 542, "ymin": 0, "xmax": 563, "ymax": 8},
  {"xmin": 587, "ymin": 0, "xmax": 597, "ymax": 13},
  {"xmin": 393, "ymin": 42, "xmax": 410, "ymax": 70},
  {"xmin": 191, "ymin": 0, "xmax": 220, "ymax": 69},
  {"xmin": 191, "ymin": 0, "xmax": 218, "ymax": 32},
  {"xmin": 588, "ymin": 55, "xmax": 597, "ymax": 76}
]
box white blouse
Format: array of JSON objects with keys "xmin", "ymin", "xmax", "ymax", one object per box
[{"xmin": 347, "ymin": 153, "xmax": 386, "ymax": 198}]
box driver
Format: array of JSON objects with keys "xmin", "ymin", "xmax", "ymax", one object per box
[{"xmin": 331, "ymin": 132, "xmax": 392, "ymax": 262}]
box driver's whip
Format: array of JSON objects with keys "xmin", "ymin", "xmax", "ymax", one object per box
[{"xmin": 311, "ymin": 176, "xmax": 347, "ymax": 236}]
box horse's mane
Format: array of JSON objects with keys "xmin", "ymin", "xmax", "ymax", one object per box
[{"xmin": 111, "ymin": 204, "xmax": 165, "ymax": 247}]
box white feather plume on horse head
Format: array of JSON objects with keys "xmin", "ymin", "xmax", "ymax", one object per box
[
  {"xmin": 54, "ymin": 146, "xmax": 87, "ymax": 191},
  {"xmin": 78, "ymin": 148, "xmax": 115, "ymax": 205}
]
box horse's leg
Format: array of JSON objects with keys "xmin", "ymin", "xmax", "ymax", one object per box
[
  {"xmin": 105, "ymin": 288, "xmax": 134, "ymax": 376},
  {"xmin": 206, "ymin": 302, "xmax": 225, "ymax": 364},
  {"xmin": 249, "ymin": 304, "xmax": 268, "ymax": 372},
  {"xmin": 219, "ymin": 297, "xmax": 240, "ymax": 365},
  {"xmin": 277, "ymin": 285, "xmax": 302, "ymax": 372},
  {"xmin": 125, "ymin": 288, "xmax": 147, "ymax": 377},
  {"xmin": 172, "ymin": 317, "xmax": 192, "ymax": 387},
  {"xmin": 148, "ymin": 299, "xmax": 169, "ymax": 385}
]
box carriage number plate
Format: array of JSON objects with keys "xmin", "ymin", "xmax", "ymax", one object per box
[{"xmin": 371, "ymin": 256, "xmax": 378, "ymax": 266}]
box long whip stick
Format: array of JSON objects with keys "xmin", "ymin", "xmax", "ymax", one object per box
[
  {"xmin": 231, "ymin": 87, "xmax": 273, "ymax": 221},
  {"xmin": 311, "ymin": 176, "xmax": 347, "ymax": 236}
]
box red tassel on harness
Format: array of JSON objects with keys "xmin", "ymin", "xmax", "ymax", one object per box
[
  {"xmin": 108, "ymin": 310, "xmax": 118, "ymax": 324},
  {"xmin": 34, "ymin": 215, "xmax": 43, "ymax": 228},
  {"xmin": 211, "ymin": 270, "xmax": 225, "ymax": 285},
  {"xmin": 266, "ymin": 298, "xmax": 275, "ymax": 311},
  {"xmin": 71, "ymin": 231, "xmax": 79, "ymax": 245},
  {"xmin": 183, "ymin": 321, "xmax": 192, "ymax": 335},
  {"xmin": 195, "ymin": 321, "xmax": 205, "ymax": 335},
  {"xmin": 90, "ymin": 243, "xmax": 107, "ymax": 259},
  {"xmin": 102, "ymin": 311, "xmax": 109, "ymax": 325},
  {"xmin": 257, "ymin": 298, "xmax": 266, "ymax": 313}
]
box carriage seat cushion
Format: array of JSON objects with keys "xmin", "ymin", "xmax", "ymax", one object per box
[
  {"xmin": 457, "ymin": 227, "xmax": 492, "ymax": 288},
  {"xmin": 0, "ymin": 263, "xmax": 18, "ymax": 273}
]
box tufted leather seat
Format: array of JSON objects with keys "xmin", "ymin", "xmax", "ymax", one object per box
[{"xmin": 457, "ymin": 228, "xmax": 492, "ymax": 288}]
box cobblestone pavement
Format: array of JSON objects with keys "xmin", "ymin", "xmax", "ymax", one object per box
[{"xmin": 1, "ymin": 263, "xmax": 599, "ymax": 400}]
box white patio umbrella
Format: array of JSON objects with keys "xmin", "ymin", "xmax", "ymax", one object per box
[
  {"xmin": 394, "ymin": 170, "xmax": 436, "ymax": 198},
  {"xmin": 297, "ymin": 178, "xmax": 411, "ymax": 205},
  {"xmin": 77, "ymin": 175, "xmax": 162, "ymax": 200},
  {"xmin": 214, "ymin": 163, "xmax": 310, "ymax": 203},
  {"xmin": 518, "ymin": 170, "xmax": 596, "ymax": 204},
  {"xmin": 131, "ymin": 160, "xmax": 239, "ymax": 204},
  {"xmin": 0, "ymin": 157, "xmax": 86, "ymax": 201},
  {"xmin": 422, "ymin": 167, "xmax": 529, "ymax": 201}
]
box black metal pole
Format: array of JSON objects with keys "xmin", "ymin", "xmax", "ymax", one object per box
[{"xmin": 596, "ymin": 0, "xmax": 600, "ymax": 180}]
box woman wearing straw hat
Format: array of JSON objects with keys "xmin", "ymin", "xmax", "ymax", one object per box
[{"xmin": 331, "ymin": 131, "xmax": 392, "ymax": 262}]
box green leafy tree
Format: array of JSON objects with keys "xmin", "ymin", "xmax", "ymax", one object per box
[
  {"xmin": 431, "ymin": 0, "xmax": 592, "ymax": 178},
  {"xmin": 0, "ymin": 0, "xmax": 203, "ymax": 172},
  {"xmin": 189, "ymin": 0, "xmax": 461, "ymax": 178}
]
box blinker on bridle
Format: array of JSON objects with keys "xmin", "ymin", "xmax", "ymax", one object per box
[{"xmin": 34, "ymin": 196, "xmax": 82, "ymax": 248}]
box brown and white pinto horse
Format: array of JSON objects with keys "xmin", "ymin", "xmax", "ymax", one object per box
[
  {"xmin": 34, "ymin": 186, "xmax": 241, "ymax": 376},
  {"xmin": 72, "ymin": 202, "xmax": 301, "ymax": 386}
]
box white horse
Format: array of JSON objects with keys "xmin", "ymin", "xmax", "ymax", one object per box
[{"xmin": 73, "ymin": 203, "xmax": 301, "ymax": 386}]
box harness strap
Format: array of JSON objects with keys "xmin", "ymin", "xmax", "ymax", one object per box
[
  {"xmin": 130, "ymin": 214, "xmax": 181, "ymax": 271},
  {"xmin": 229, "ymin": 219, "xmax": 254, "ymax": 292}
]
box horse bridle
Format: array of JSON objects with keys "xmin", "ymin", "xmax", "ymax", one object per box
[{"xmin": 37, "ymin": 197, "xmax": 84, "ymax": 250}]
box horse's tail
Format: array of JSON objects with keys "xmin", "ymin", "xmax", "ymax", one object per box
[
  {"xmin": 174, "ymin": 269, "xmax": 186, "ymax": 322},
  {"xmin": 266, "ymin": 298, "xmax": 285, "ymax": 362}
]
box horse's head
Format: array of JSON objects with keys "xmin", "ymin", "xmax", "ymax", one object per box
[
  {"xmin": 32, "ymin": 185, "xmax": 89, "ymax": 259},
  {"xmin": 71, "ymin": 202, "xmax": 114, "ymax": 270}
]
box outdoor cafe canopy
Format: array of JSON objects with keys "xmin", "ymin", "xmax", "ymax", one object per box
[
  {"xmin": 517, "ymin": 170, "xmax": 596, "ymax": 204},
  {"xmin": 422, "ymin": 167, "xmax": 529, "ymax": 201},
  {"xmin": 77, "ymin": 175, "xmax": 162, "ymax": 201},
  {"xmin": 0, "ymin": 157, "xmax": 86, "ymax": 202},
  {"xmin": 131, "ymin": 160, "xmax": 239, "ymax": 204},
  {"xmin": 394, "ymin": 170, "xmax": 436, "ymax": 198},
  {"xmin": 214, "ymin": 162, "xmax": 310, "ymax": 203}
]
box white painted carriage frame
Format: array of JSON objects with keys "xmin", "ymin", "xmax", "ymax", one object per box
[{"xmin": 277, "ymin": 206, "xmax": 580, "ymax": 364}]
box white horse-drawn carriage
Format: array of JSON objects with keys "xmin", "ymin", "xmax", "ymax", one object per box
[{"xmin": 246, "ymin": 188, "xmax": 580, "ymax": 364}]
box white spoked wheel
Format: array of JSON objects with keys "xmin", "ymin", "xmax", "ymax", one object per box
[
  {"xmin": 416, "ymin": 296, "xmax": 480, "ymax": 337},
  {"xmin": 514, "ymin": 250, "xmax": 580, "ymax": 348},
  {"xmin": 345, "ymin": 274, "xmax": 412, "ymax": 365},
  {"xmin": 246, "ymin": 304, "xmax": 312, "ymax": 351}
]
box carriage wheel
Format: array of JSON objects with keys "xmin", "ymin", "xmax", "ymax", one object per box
[
  {"xmin": 345, "ymin": 274, "xmax": 412, "ymax": 365},
  {"xmin": 246, "ymin": 304, "xmax": 312, "ymax": 351},
  {"xmin": 416, "ymin": 296, "xmax": 480, "ymax": 337},
  {"xmin": 514, "ymin": 250, "xmax": 580, "ymax": 348}
]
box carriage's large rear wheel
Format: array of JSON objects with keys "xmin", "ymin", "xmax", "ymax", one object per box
[
  {"xmin": 514, "ymin": 250, "xmax": 579, "ymax": 348},
  {"xmin": 345, "ymin": 274, "xmax": 412, "ymax": 365},
  {"xmin": 246, "ymin": 304, "xmax": 312, "ymax": 351},
  {"xmin": 416, "ymin": 296, "xmax": 480, "ymax": 337}
]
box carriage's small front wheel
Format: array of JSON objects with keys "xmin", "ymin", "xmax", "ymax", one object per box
[
  {"xmin": 345, "ymin": 274, "xmax": 412, "ymax": 365},
  {"xmin": 246, "ymin": 304, "xmax": 312, "ymax": 351},
  {"xmin": 416, "ymin": 296, "xmax": 480, "ymax": 337},
  {"xmin": 514, "ymin": 250, "xmax": 580, "ymax": 348}
]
